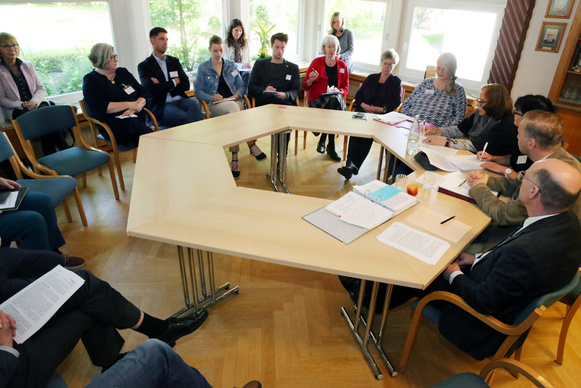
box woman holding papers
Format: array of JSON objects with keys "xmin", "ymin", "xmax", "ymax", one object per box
[
  {"xmin": 477, "ymin": 94, "xmax": 556, "ymax": 178},
  {"xmin": 83, "ymin": 43, "xmax": 152, "ymax": 147},
  {"xmin": 195, "ymin": 35, "xmax": 265, "ymax": 179},
  {"xmin": 302, "ymin": 35, "xmax": 349, "ymax": 162},
  {"xmin": 423, "ymin": 84, "xmax": 516, "ymax": 156},
  {"xmin": 338, "ymin": 49, "xmax": 403, "ymax": 180},
  {"xmin": 401, "ymin": 52, "xmax": 466, "ymax": 127}
]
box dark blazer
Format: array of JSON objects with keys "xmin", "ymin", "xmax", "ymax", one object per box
[
  {"xmin": 248, "ymin": 58, "xmax": 300, "ymax": 104},
  {"xmin": 353, "ymin": 73, "xmax": 402, "ymax": 114},
  {"xmin": 437, "ymin": 211, "xmax": 581, "ymax": 359},
  {"xmin": 457, "ymin": 113, "xmax": 517, "ymax": 155},
  {"xmin": 138, "ymin": 54, "xmax": 190, "ymax": 121}
]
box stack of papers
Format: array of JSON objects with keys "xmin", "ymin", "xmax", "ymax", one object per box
[
  {"xmin": 437, "ymin": 171, "xmax": 498, "ymax": 203},
  {"xmin": 324, "ymin": 192, "xmax": 394, "ymax": 230},
  {"xmin": 353, "ymin": 180, "xmax": 419, "ymax": 215},
  {"xmin": 420, "ymin": 146, "xmax": 484, "ymax": 171},
  {"xmin": 374, "ymin": 111, "xmax": 414, "ymax": 128}
]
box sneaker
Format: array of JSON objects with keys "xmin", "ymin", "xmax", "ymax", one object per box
[{"xmin": 62, "ymin": 253, "xmax": 86, "ymax": 270}]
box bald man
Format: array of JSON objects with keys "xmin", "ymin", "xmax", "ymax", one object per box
[{"xmin": 341, "ymin": 159, "xmax": 581, "ymax": 360}]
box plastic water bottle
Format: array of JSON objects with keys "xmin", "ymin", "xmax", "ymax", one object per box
[{"xmin": 406, "ymin": 115, "xmax": 420, "ymax": 156}]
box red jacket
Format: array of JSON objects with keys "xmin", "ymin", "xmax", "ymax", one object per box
[{"xmin": 302, "ymin": 56, "xmax": 349, "ymax": 103}]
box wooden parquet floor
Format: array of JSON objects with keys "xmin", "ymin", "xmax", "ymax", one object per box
[{"xmin": 54, "ymin": 132, "xmax": 581, "ymax": 387}]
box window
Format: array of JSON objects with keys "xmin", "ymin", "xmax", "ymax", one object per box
[
  {"xmin": 149, "ymin": 0, "xmax": 223, "ymax": 70},
  {"xmin": 249, "ymin": 0, "xmax": 299, "ymax": 59},
  {"xmin": 0, "ymin": 2, "xmax": 113, "ymax": 95},
  {"xmin": 399, "ymin": 0, "xmax": 506, "ymax": 91},
  {"xmin": 325, "ymin": 0, "xmax": 388, "ymax": 66}
]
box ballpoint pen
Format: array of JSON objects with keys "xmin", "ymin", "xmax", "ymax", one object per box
[
  {"xmin": 458, "ymin": 178, "xmax": 467, "ymax": 187},
  {"xmin": 440, "ymin": 215, "xmax": 456, "ymax": 224}
]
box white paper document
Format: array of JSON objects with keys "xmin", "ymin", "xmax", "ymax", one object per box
[
  {"xmin": 0, "ymin": 191, "xmax": 19, "ymax": 210},
  {"xmin": 324, "ymin": 191, "xmax": 394, "ymax": 229},
  {"xmin": 377, "ymin": 222, "xmax": 450, "ymax": 265},
  {"xmin": 375, "ymin": 111, "xmax": 413, "ymax": 125},
  {"xmin": 354, "ymin": 180, "xmax": 418, "ymax": 215},
  {"xmin": 0, "ymin": 266, "xmax": 85, "ymax": 344},
  {"xmin": 213, "ymin": 96, "xmax": 237, "ymax": 105},
  {"xmin": 115, "ymin": 113, "xmax": 139, "ymax": 119},
  {"xmin": 419, "ymin": 146, "xmax": 484, "ymax": 171}
]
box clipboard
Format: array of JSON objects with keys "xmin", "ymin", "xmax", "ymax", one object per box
[{"xmin": 0, "ymin": 187, "xmax": 28, "ymax": 211}]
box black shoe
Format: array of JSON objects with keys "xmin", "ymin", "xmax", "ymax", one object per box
[
  {"xmin": 316, "ymin": 140, "xmax": 325, "ymax": 154},
  {"xmin": 156, "ymin": 308, "xmax": 209, "ymax": 347},
  {"xmin": 326, "ymin": 146, "xmax": 341, "ymax": 162},
  {"xmin": 337, "ymin": 165, "xmax": 354, "ymax": 180},
  {"xmin": 313, "ymin": 132, "xmax": 320, "ymax": 137}
]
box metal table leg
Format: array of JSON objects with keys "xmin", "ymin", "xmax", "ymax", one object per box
[
  {"xmin": 340, "ymin": 281, "xmax": 398, "ymax": 379},
  {"xmin": 267, "ymin": 132, "xmax": 279, "ymax": 192},
  {"xmin": 277, "ymin": 131, "xmax": 290, "ymax": 194},
  {"xmin": 170, "ymin": 246, "xmax": 240, "ymax": 317}
]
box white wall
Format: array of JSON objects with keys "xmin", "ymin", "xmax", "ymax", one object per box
[{"xmin": 511, "ymin": 0, "xmax": 579, "ymax": 100}]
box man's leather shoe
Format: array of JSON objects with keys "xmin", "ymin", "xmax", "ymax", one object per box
[
  {"xmin": 316, "ymin": 140, "xmax": 325, "ymax": 154},
  {"xmin": 326, "ymin": 146, "xmax": 341, "ymax": 162},
  {"xmin": 156, "ymin": 308, "xmax": 208, "ymax": 347},
  {"xmin": 337, "ymin": 165, "xmax": 354, "ymax": 180}
]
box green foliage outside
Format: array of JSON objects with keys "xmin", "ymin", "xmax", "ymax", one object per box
[
  {"xmin": 150, "ymin": 0, "xmax": 221, "ymax": 71},
  {"xmin": 325, "ymin": 0, "xmax": 384, "ymax": 39}
]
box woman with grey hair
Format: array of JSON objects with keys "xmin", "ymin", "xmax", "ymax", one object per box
[
  {"xmin": 338, "ymin": 49, "xmax": 403, "ymax": 180},
  {"xmin": 330, "ymin": 11, "xmax": 354, "ymax": 73},
  {"xmin": 82, "ymin": 43, "xmax": 152, "ymax": 147},
  {"xmin": 302, "ymin": 35, "xmax": 349, "ymax": 161},
  {"xmin": 401, "ymin": 52, "xmax": 466, "ymax": 128}
]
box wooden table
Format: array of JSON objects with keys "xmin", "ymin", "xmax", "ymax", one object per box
[{"xmin": 127, "ymin": 105, "xmax": 490, "ymax": 378}]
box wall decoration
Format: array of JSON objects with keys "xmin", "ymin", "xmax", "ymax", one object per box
[
  {"xmin": 536, "ymin": 22, "xmax": 567, "ymax": 52},
  {"xmin": 545, "ymin": 0, "xmax": 575, "ymax": 18}
]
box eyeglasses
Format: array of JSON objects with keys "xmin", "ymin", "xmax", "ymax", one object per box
[
  {"xmin": 110, "ymin": 55, "xmax": 118, "ymax": 60},
  {"xmin": 523, "ymin": 175, "xmax": 542, "ymax": 194},
  {"xmin": 0, "ymin": 44, "xmax": 18, "ymax": 49},
  {"xmin": 476, "ymin": 98, "xmax": 486, "ymax": 105},
  {"xmin": 513, "ymin": 109, "xmax": 523, "ymax": 116}
]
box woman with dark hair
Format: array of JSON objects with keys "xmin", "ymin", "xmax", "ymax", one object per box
[
  {"xmin": 224, "ymin": 19, "xmax": 251, "ymax": 67},
  {"xmin": 424, "ymin": 83, "xmax": 516, "ymax": 156},
  {"xmin": 478, "ymin": 95, "xmax": 557, "ymax": 178},
  {"xmin": 82, "ymin": 43, "xmax": 152, "ymax": 147}
]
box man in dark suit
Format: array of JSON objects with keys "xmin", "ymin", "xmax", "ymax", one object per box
[
  {"xmin": 341, "ymin": 158, "xmax": 581, "ymax": 360},
  {"xmin": 248, "ymin": 32, "xmax": 300, "ymax": 107},
  {"xmin": 138, "ymin": 27, "xmax": 203, "ymax": 128},
  {"xmin": 0, "ymin": 247, "xmax": 208, "ymax": 388}
]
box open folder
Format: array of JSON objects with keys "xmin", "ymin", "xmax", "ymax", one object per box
[{"xmin": 0, "ymin": 187, "xmax": 28, "ymax": 211}]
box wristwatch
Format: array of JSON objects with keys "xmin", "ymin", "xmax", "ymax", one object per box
[{"xmin": 504, "ymin": 168, "xmax": 513, "ymax": 177}]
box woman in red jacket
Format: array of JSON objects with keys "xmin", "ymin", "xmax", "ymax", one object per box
[{"xmin": 302, "ymin": 35, "xmax": 349, "ymax": 161}]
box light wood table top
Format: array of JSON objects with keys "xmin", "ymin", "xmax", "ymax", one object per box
[{"xmin": 128, "ymin": 105, "xmax": 490, "ymax": 289}]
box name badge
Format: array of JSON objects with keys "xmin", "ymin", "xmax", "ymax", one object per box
[
  {"xmin": 285, "ymin": 74, "xmax": 292, "ymax": 81},
  {"xmin": 517, "ymin": 155, "xmax": 528, "ymax": 164},
  {"xmin": 169, "ymin": 71, "xmax": 178, "ymax": 78},
  {"xmin": 123, "ymin": 85, "xmax": 135, "ymax": 95},
  {"xmin": 424, "ymin": 89, "xmax": 435, "ymax": 95},
  {"xmin": 340, "ymin": 68, "xmax": 345, "ymax": 74},
  {"xmin": 231, "ymin": 69, "xmax": 239, "ymax": 77}
]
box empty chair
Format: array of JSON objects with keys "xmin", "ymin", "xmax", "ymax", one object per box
[{"xmin": 12, "ymin": 104, "xmax": 119, "ymax": 200}]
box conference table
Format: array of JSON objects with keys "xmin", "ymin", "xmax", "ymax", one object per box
[{"xmin": 127, "ymin": 105, "xmax": 491, "ymax": 379}]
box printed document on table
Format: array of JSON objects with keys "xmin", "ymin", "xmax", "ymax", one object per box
[
  {"xmin": 405, "ymin": 206, "xmax": 471, "ymax": 243},
  {"xmin": 377, "ymin": 222, "xmax": 450, "ymax": 265},
  {"xmin": 448, "ymin": 154, "xmax": 485, "ymax": 171},
  {"xmin": 419, "ymin": 146, "xmax": 459, "ymax": 171},
  {"xmin": 375, "ymin": 111, "xmax": 413, "ymax": 125},
  {"xmin": 324, "ymin": 191, "xmax": 394, "ymax": 229},
  {"xmin": 0, "ymin": 266, "xmax": 84, "ymax": 344}
]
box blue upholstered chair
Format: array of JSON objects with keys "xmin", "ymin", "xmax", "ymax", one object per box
[
  {"xmin": 399, "ymin": 271, "xmax": 581, "ymax": 373},
  {"xmin": 431, "ymin": 359, "xmax": 554, "ymax": 388},
  {"xmin": 556, "ymin": 268, "xmax": 581, "ymax": 365},
  {"xmin": 11, "ymin": 105, "xmax": 119, "ymax": 200},
  {"xmin": 79, "ymin": 100, "xmax": 159, "ymax": 191},
  {"xmin": 0, "ymin": 132, "xmax": 87, "ymax": 226}
]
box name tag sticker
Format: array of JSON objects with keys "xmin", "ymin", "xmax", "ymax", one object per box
[
  {"xmin": 169, "ymin": 71, "xmax": 178, "ymax": 78},
  {"xmin": 286, "ymin": 74, "xmax": 292, "ymax": 81},
  {"xmin": 231, "ymin": 70, "xmax": 239, "ymax": 77},
  {"xmin": 424, "ymin": 89, "xmax": 435, "ymax": 95},
  {"xmin": 124, "ymin": 85, "xmax": 135, "ymax": 95},
  {"xmin": 340, "ymin": 68, "xmax": 345, "ymax": 74},
  {"xmin": 517, "ymin": 155, "xmax": 528, "ymax": 164}
]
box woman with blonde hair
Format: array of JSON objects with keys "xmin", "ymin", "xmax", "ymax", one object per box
[
  {"xmin": 401, "ymin": 52, "xmax": 466, "ymax": 127},
  {"xmin": 329, "ymin": 11, "xmax": 354, "ymax": 73}
]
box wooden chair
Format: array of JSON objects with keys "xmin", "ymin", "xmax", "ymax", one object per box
[
  {"xmin": 12, "ymin": 104, "xmax": 119, "ymax": 200},
  {"xmin": 185, "ymin": 90, "xmax": 210, "ymax": 119},
  {"xmin": 424, "ymin": 65, "xmax": 437, "ymax": 79},
  {"xmin": 431, "ymin": 358, "xmax": 555, "ymax": 387},
  {"xmin": 556, "ymin": 268, "xmax": 581, "ymax": 365},
  {"xmin": 79, "ymin": 100, "xmax": 159, "ymax": 191},
  {"xmin": 398, "ymin": 271, "xmax": 581, "ymax": 373},
  {"xmin": 0, "ymin": 132, "xmax": 87, "ymax": 226},
  {"xmin": 304, "ymin": 90, "xmax": 348, "ymax": 160}
]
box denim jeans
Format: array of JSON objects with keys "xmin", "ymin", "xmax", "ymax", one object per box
[
  {"xmin": 162, "ymin": 98, "xmax": 204, "ymax": 127},
  {"xmin": 86, "ymin": 339, "xmax": 213, "ymax": 388}
]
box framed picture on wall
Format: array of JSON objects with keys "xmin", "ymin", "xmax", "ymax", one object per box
[
  {"xmin": 545, "ymin": 0, "xmax": 575, "ymax": 18},
  {"xmin": 536, "ymin": 22, "xmax": 567, "ymax": 52}
]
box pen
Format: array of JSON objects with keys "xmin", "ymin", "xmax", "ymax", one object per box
[
  {"xmin": 458, "ymin": 178, "xmax": 467, "ymax": 187},
  {"xmin": 440, "ymin": 215, "xmax": 456, "ymax": 224},
  {"xmin": 480, "ymin": 142, "xmax": 489, "ymax": 161}
]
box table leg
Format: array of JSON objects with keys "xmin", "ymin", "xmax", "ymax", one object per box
[
  {"xmin": 376, "ymin": 146, "xmax": 385, "ymax": 181},
  {"xmin": 277, "ymin": 131, "xmax": 290, "ymax": 194},
  {"xmin": 267, "ymin": 133, "xmax": 280, "ymax": 192},
  {"xmin": 170, "ymin": 246, "xmax": 240, "ymax": 317},
  {"xmin": 340, "ymin": 281, "xmax": 398, "ymax": 379}
]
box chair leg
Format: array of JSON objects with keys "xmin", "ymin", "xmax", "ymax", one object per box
[
  {"xmin": 82, "ymin": 172, "xmax": 87, "ymax": 187},
  {"xmin": 72, "ymin": 187, "xmax": 88, "ymax": 226},
  {"xmin": 107, "ymin": 160, "xmax": 120, "ymax": 200},
  {"xmin": 113, "ymin": 150, "xmax": 125, "ymax": 191},
  {"xmin": 303, "ymin": 131, "xmax": 307, "ymax": 149},
  {"xmin": 294, "ymin": 130, "xmax": 299, "ymax": 156},
  {"xmin": 343, "ymin": 136, "xmax": 349, "ymax": 161},
  {"xmin": 557, "ymin": 297, "xmax": 581, "ymax": 365},
  {"xmin": 133, "ymin": 148, "xmax": 137, "ymax": 163},
  {"xmin": 62, "ymin": 197, "xmax": 72, "ymax": 223},
  {"xmin": 398, "ymin": 305, "xmax": 424, "ymax": 373}
]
